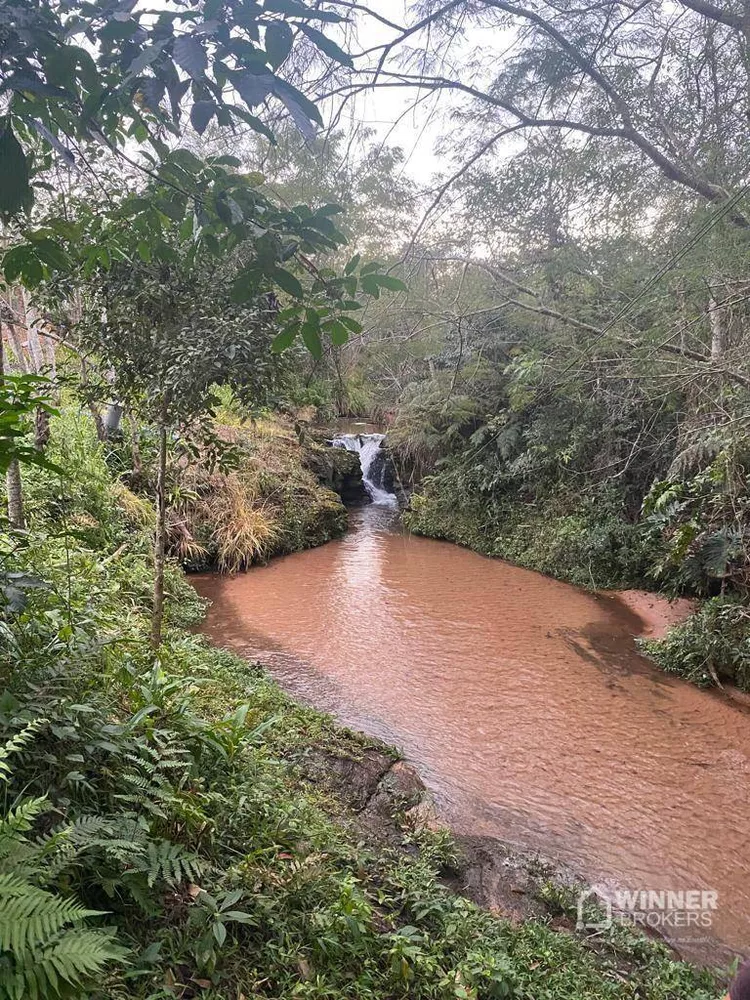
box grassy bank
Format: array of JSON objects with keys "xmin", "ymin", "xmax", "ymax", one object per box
[
  {"xmin": 159, "ymin": 411, "xmax": 358, "ymax": 572},
  {"xmin": 0, "ymin": 410, "xmax": 729, "ymax": 998}
]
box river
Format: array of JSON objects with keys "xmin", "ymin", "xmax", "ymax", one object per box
[{"xmin": 194, "ymin": 448, "xmax": 750, "ymax": 966}]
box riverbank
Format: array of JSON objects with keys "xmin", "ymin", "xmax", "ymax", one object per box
[
  {"xmin": 608, "ymin": 590, "xmax": 696, "ymax": 639},
  {"xmin": 173, "ymin": 635, "xmax": 728, "ymax": 997},
  {"xmin": 2, "ymin": 408, "xmax": 735, "ymax": 997},
  {"xmin": 161, "ymin": 413, "xmax": 363, "ymax": 571}
]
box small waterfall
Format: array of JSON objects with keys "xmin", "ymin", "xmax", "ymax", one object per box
[{"xmin": 332, "ymin": 433, "xmax": 398, "ymax": 506}]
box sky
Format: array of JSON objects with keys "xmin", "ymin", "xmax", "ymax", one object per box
[{"xmin": 322, "ymin": 0, "xmax": 473, "ymax": 183}]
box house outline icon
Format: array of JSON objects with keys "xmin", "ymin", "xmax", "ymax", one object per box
[{"xmin": 576, "ymin": 885, "xmax": 613, "ymax": 931}]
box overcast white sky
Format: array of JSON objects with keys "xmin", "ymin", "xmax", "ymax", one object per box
[{"xmin": 322, "ymin": 0, "xmax": 474, "ymax": 182}]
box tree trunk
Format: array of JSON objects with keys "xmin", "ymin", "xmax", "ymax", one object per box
[
  {"xmin": 709, "ymin": 288, "xmax": 727, "ymax": 360},
  {"xmin": 0, "ymin": 324, "xmax": 25, "ymax": 528},
  {"xmin": 151, "ymin": 399, "xmax": 169, "ymax": 649},
  {"xmin": 127, "ymin": 410, "xmax": 143, "ymax": 488},
  {"xmin": 34, "ymin": 409, "xmax": 50, "ymax": 451},
  {"xmin": 6, "ymin": 459, "xmax": 25, "ymax": 529},
  {"xmin": 6, "ymin": 322, "xmax": 28, "ymax": 373},
  {"xmin": 79, "ymin": 358, "xmax": 106, "ymax": 441}
]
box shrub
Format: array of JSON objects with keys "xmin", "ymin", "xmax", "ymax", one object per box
[{"xmin": 644, "ymin": 597, "xmax": 750, "ymax": 690}]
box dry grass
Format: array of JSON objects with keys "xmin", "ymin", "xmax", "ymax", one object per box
[
  {"xmin": 165, "ymin": 510, "xmax": 209, "ymax": 564},
  {"xmin": 164, "ymin": 414, "xmax": 346, "ymax": 571},
  {"xmin": 206, "ymin": 477, "xmax": 277, "ymax": 573},
  {"xmin": 113, "ymin": 481, "xmax": 156, "ymax": 528}
]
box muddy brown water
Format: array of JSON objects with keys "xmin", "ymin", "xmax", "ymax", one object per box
[{"xmin": 194, "ymin": 504, "xmax": 750, "ymax": 965}]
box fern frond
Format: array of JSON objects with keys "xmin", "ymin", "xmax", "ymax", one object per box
[
  {"xmin": 0, "ymin": 875, "xmax": 106, "ymax": 954},
  {"xmin": 0, "ymin": 721, "xmax": 46, "ymax": 784},
  {"xmin": 0, "ymin": 796, "xmax": 48, "ymax": 844},
  {"xmin": 0, "ymin": 928, "xmax": 124, "ymax": 1000}
]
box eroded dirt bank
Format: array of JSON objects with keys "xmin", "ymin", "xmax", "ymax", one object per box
[{"xmin": 607, "ymin": 589, "xmax": 696, "ymax": 638}]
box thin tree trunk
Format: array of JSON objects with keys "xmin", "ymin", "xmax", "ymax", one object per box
[
  {"xmin": 6, "ymin": 460, "xmax": 25, "ymax": 529},
  {"xmin": 151, "ymin": 397, "xmax": 170, "ymax": 649},
  {"xmin": 79, "ymin": 357, "xmax": 106, "ymax": 441},
  {"xmin": 34, "ymin": 408, "xmax": 50, "ymax": 451},
  {"xmin": 127, "ymin": 410, "xmax": 143, "ymax": 487},
  {"xmin": 709, "ymin": 288, "xmax": 727, "ymax": 361},
  {"xmin": 6, "ymin": 322, "xmax": 28, "ymax": 373},
  {"xmin": 0, "ymin": 323, "xmax": 25, "ymax": 528}
]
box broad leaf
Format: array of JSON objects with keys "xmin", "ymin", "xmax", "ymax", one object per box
[
  {"xmin": 190, "ymin": 101, "xmax": 216, "ymax": 134},
  {"xmin": 271, "ymin": 325, "xmax": 299, "ymax": 352},
  {"xmin": 371, "ymin": 274, "xmax": 407, "ymax": 292},
  {"xmin": 173, "ymin": 35, "xmax": 208, "ymax": 80},
  {"xmin": 270, "ymin": 266, "xmax": 304, "ymax": 298},
  {"xmin": 0, "ymin": 120, "xmax": 31, "ymax": 218},
  {"xmin": 301, "ymin": 322, "xmax": 323, "ymax": 358},
  {"xmin": 265, "ymin": 23, "xmax": 294, "ymax": 69},
  {"xmin": 299, "ymin": 24, "xmax": 353, "ymax": 66}
]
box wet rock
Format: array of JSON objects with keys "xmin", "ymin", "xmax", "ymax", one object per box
[
  {"xmin": 305, "ymin": 444, "xmax": 367, "ymax": 505},
  {"xmin": 300, "ymin": 745, "xmax": 395, "ymax": 811},
  {"xmin": 447, "ymin": 836, "xmax": 571, "ymax": 923},
  {"xmin": 361, "ymin": 760, "xmax": 427, "ymax": 821}
]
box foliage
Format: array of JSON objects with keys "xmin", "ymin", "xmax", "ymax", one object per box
[
  {"xmin": 644, "ymin": 598, "xmax": 750, "ymax": 691},
  {"xmin": 643, "ymin": 434, "xmax": 750, "ymax": 596},
  {"xmin": 0, "ymin": 722, "xmax": 125, "ymax": 999},
  {"xmin": 0, "ymin": 375, "xmax": 58, "ymax": 476},
  {"xmin": 0, "ymin": 0, "xmax": 348, "ymax": 221}
]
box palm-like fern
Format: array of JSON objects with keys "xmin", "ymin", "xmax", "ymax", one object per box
[{"xmin": 0, "ymin": 723, "xmax": 125, "ymax": 999}]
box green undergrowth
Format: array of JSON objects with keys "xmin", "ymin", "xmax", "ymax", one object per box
[
  {"xmin": 642, "ymin": 596, "xmax": 750, "ymax": 690},
  {"xmin": 0, "ymin": 410, "xmax": 729, "ymax": 998},
  {"xmin": 404, "ymin": 479, "xmax": 649, "ymax": 591}
]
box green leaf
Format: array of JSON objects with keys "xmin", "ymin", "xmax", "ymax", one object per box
[
  {"xmin": 270, "ymin": 266, "xmax": 304, "ymax": 298},
  {"xmin": 301, "ymin": 322, "xmax": 323, "ymax": 358},
  {"xmin": 0, "ymin": 71, "xmax": 74, "ymax": 101},
  {"xmin": 126, "ymin": 40, "xmax": 169, "ymax": 77},
  {"xmin": 0, "ymin": 120, "xmax": 31, "ymax": 218},
  {"xmin": 190, "ymin": 100, "xmax": 216, "ymax": 134},
  {"xmin": 338, "ymin": 315, "xmax": 363, "ymax": 333},
  {"xmin": 173, "ymin": 35, "xmax": 208, "ymax": 80},
  {"xmin": 33, "ymin": 238, "xmax": 72, "ymax": 271},
  {"xmin": 326, "ymin": 319, "xmax": 350, "ymax": 345},
  {"xmin": 270, "ymin": 78, "xmax": 323, "ymax": 141},
  {"xmin": 263, "ymin": 0, "xmax": 345, "ymax": 20},
  {"xmin": 344, "ymin": 253, "xmax": 360, "ymax": 275},
  {"xmin": 271, "ymin": 325, "xmax": 298, "ymax": 352},
  {"xmin": 230, "ymin": 267, "xmax": 262, "ymax": 302},
  {"xmin": 298, "ymin": 24, "xmax": 353, "ymax": 66},
  {"xmin": 265, "ymin": 23, "xmax": 294, "ymax": 69},
  {"xmin": 229, "ymin": 105, "xmax": 276, "ymax": 142},
  {"xmin": 360, "ymin": 274, "xmax": 381, "ymax": 298},
  {"xmin": 370, "ymin": 273, "xmax": 407, "ymax": 292},
  {"xmin": 157, "ymin": 197, "xmax": 186, "ymax": 222}
]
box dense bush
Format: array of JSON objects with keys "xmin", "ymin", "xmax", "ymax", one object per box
[
  {"xmin": 644, "ymin": 597, "xmax": 750, "ymax": 690},
  {"xmin": 405, "ymin": 474, "xmax": 651, "ymax": 590}
]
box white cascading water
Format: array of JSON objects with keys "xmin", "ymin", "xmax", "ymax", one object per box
[{"xmin": 332, "ymin": 433, "xmax": 398, "ymax": 506}]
